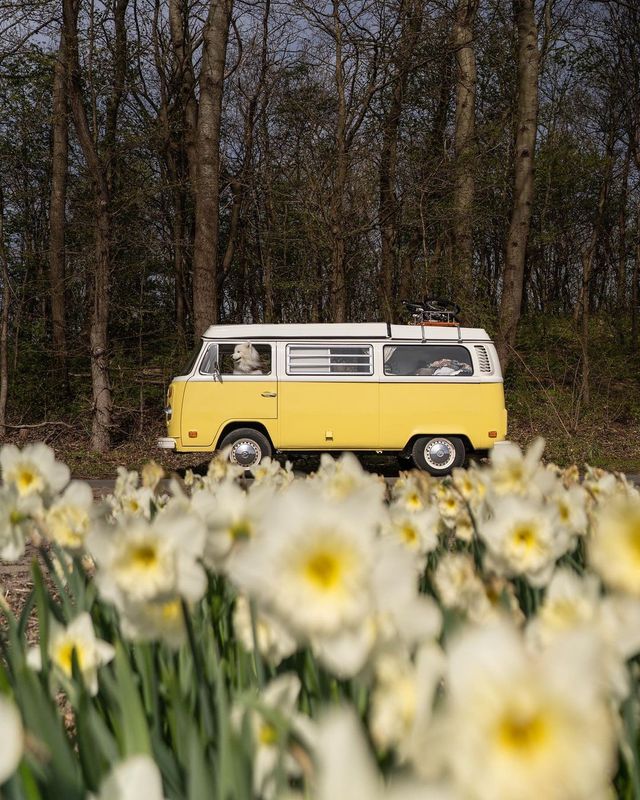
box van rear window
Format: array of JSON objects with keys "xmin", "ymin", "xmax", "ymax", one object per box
[
  {"xmin": 384, "ymin": 345, "xmax": 473, "ymax": 376},
  {"xmin": 287, "ymin": 345, "xmax": 373, "ymax": 375}
]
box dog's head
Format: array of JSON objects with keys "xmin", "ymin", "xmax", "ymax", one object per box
[{"xmin": 232, "ymin": 342, "xmax": 261, "ymax": 371}]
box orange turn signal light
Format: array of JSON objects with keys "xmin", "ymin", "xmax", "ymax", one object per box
[
  {"xmin": 188, "ymin": 430, "xmax": 197, "ymax": 438},
  {"xmin": 488, "ymin": 431, "xmax": 497, "ymax": 438}
]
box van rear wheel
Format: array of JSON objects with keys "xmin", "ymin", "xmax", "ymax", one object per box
[
  {"xmin": 411, "ymin": 436, "xmax": 465, "ymax": 476},
  {"xmin": 220, "ymin": 428, "xmax": 272, "ymax": 468}
]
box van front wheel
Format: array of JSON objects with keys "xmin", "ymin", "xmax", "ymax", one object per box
[
  {"xmin": 220, "ymin": 428, "xmax": 272, "ymax": 468},
  {"xmin": 411, "ymin": 436, "xmax": 465, "ymax": 476}
]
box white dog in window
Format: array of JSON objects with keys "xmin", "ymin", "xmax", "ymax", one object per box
[{"xmin": 232, "ymin": 342, "xmax": 263, "ymax": 374}]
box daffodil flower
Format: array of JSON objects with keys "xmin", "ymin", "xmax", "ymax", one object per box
[{"xmin": 28, "ymin": 613, "xmax": 114, "ymax": 696}]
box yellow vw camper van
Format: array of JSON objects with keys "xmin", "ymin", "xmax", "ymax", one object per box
[{"xmin": 158, "ymin": 320, "xmax": 507, "ymax": 476}]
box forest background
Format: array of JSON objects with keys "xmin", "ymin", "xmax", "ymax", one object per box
[{"xmin": 0, "ymin": 0, "xmax": 639, "ymax": 476}]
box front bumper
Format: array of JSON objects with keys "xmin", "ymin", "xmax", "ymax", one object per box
[{"xmin": 157, "ymin": 437, "xmax": 177, "ymax": 450}]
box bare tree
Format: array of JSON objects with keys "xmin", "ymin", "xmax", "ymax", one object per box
[
  {"xmin": 49, "ymin": 28, "xmax": 68, "ymax": 391},
  {"xmin": 222, "ymin": 0, "xmax": 271, "ymax": 315},
  {"xmin": 452, "ymin": 0, "xmax": 478, "ymax": 304},
  {"xmin": 497, "ymin": 0, "xmax": 540, "ymax": 368},
  {"xmin": 63, "ymin": 0, "xmax": 129, "ymax": 451},
  {"xmin": 151, "ymin": 0, "xmax": 196, "ymax": 341},
  {"xmin": 192, "ymin": 0, "xmax": 234, "ymax": 338},
  {"xmin": 327, "ymin": 0, "xmax": 380, "ymax": 321},
  {"xmin": 633, "ymin": 201, "xmax": 640, "ymax": 351},
  {"xmin": 378, "ymin": 0, "xmax": 422, "ymax": 319},
  {"xmin": 168, "ymin": 0, "xmax": 199, "ymax": 191},
  {"xmin": 330, "ymin": 0, "xmax": 349, "ymax": 322},
  {"xmin": 0, "ymin": 184, "xmax": 8, "ymax": 439}
]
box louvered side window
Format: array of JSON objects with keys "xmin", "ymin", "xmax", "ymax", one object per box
[
  {"xmin": 474, "ymin": 345, "xmax": 492, "ymax": 373},
  {"xmin": 286, "ymin": 344, "xmax": 373, "ymax": 375}
]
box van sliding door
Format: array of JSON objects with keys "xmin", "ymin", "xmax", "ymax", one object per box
[{"xmin": 278, "ymin": 343, "xmax": 379, "ymax": 449}]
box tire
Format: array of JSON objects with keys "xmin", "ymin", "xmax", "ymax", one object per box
[
  {"xmin": 411, "ymin": 435, "xmax": 465, "ymax": 476},
  {"xmin": 219, "ymin": 428, "xmax": 272, "ymax": 468}
]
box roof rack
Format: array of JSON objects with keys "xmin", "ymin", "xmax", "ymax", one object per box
[{"xmin": 402, "ymin": 298, "xmax": 462, "ymax": 342}]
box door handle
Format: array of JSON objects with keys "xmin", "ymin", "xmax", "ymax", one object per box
[{"xmin": 261, "ymin": 391, "xmax": 277, "ymax": 398}]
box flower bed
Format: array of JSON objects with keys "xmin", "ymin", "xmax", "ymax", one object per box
[{"xmin": 0, "ymin": 441, "xmax": 638, "ymax": 799}]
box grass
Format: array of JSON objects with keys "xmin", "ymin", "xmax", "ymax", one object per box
[{"xmin": 506, "ymin": 315, "xmax": 640, "ymax": 472}]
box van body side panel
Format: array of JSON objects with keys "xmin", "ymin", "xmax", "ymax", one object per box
[
  {"xmin": 277, "ymin": 381, "xmax": 379, "ymax": 449},
  {"xmin": 179, "ymin": 378, "xmax": 278, "ymax": 449},
  {"xmin": 379, "ymin": 382, "xmax": 507, "ymax": 450}
]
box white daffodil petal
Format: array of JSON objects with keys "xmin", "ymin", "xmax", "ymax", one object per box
[
  {"xmin": 0, "ymin": 696, "xmax": 23, "ymax": 783},
  {"xmin": 96, "ymin": 755, "xmax": 166, "ymax": 800}
]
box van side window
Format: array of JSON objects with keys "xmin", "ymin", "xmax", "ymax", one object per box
[
  {"xmin": 287, "ymin": 345, "xmax": 373, "ymax": 375},
  {"xmin": 218, "ymin": 342, "xmax": 271, "ymax": 375},
  {"xmin": 199, "ymin": 342, "xmax": 272, "ymax": 375},
  {"xmin": 384, "ymin": 345, "xmax": 473, "ymax": 376}
]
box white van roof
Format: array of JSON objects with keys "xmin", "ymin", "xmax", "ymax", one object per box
[{"xmin": 202, "ymin": 323, "xmax": 492, "ymax": 342}]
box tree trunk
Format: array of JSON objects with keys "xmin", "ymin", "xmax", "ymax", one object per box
[
  {"xmin": 260, "ymin": 137, "xmax": 276, "ymax": 323},
  {"xmin": 192, "ymin": 0, "xmax": 233, "ymax": 338},
  {"xmin": 615, "ymin": 145, "xmax": 630, "ymax": 343},
  {"xmin": 0, "ymin": 185, "xmax": 9, "ymax": 439},
  {"xmin": 330, "ymin": 0, "xmax": 347, "ymax": 323},
  {"xmin": 168, "ymin": 0, "xmax": 199, "ymax": 191},
  {"xmin": 378, "ymin": 0, "xmax": 422, "ymax": 320},
  {"xmin": 89, "ymin": 205, "xmax": 112, "ymax": 452},
  {"xmin": 575, "ymin": 119, "xmax": 614, "ymax": 411},
  {"xmin": 64, "ymin": 0, "xmax": 126, "ymax": 452},
  {"xmin": 577, "ymin": 248, "xmax": 591, "ymax": 411},
  {"xmin": 452, "ymin": 0, "xmax": 479, "ymax": 306},
  {"xmin": 630, "ymin": 103, "xmax": 640, "ymax": 351},
  {"xmin": 497, "ymin": 0, "xmax": 539, "ymax": 369},
  {"xmin": 49, "ymin": 29, "xmax": 69, "ymax": 392},
  {"xmin": 632, "ymin": 202, "xmax": 640, "ymax": 352},
  {"xmin": 154, "ymin": 0, "xmax": 190, "ymax": 342},
  {"xmin": 173, "ymin": 189, "xmax": 187, "ymax": 339},
  {"xmin": 221, "ymin": 0, "xmax": 270, "ymax": 307}
]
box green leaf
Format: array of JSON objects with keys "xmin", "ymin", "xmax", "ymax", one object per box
[
  {"xmin": 113, "ymin": 643, "xmax": 152, "ymax": 757},
  {"xmin": 32, "ymin": 562, "xmax": 50, "ymax": 684},
  {"xmin": 17, "ymin": 589, "xmax": 35, "ymax": 643},
  {"xmin": 12, "ymin": 667, "xmax": 83, "ymax": 799},
  {"xmin": 16, "ymin": 761, "xmax": 44, "ymax": 800},
  {"xmin": 150, "ymin": 734, "xmax": 183, "ymax": 800},
  {"xmin": 0, "ymin": 600, "xmax": 26, "ymax": 675},
  {"xmin": 35, "ymin": 549, "xmax": 74, "ymax": 621},
  {"xmin": 186, "ymin": 725, "xmax": 212, "ymax": 800}
]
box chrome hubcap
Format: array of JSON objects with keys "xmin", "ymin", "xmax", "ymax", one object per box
[
  {"xmin": 230, "ymin": 440, "xmax": 261, "ymax": 467},
  {"xmin": 424, "ymin": 439, "xmax": 456, "ymax": 470}
]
